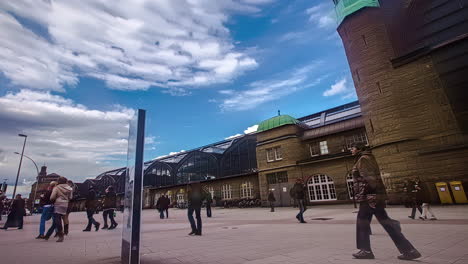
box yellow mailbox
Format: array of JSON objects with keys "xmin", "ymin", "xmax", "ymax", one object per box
[
  {"xmin": 435, "ymin": 182, "xmax": 453, "ymax": 204},
  {"xmin": 449, "ymin": 181, "xmax": 468, "ymax": 204}
]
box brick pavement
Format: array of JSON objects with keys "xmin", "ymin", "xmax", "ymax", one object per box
[{"xmin": 0, "ymin": 204, "xmax": 467, "ymax": 264}]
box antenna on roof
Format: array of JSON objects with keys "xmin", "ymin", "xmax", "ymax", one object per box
[{"xmin": 278, "ymin": 110, "xmax": 280, "ymax": 116}]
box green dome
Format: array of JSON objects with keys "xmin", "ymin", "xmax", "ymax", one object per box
[{"xmin": 257, "ymin": 115, "xmax": 299, "ymax": 132}]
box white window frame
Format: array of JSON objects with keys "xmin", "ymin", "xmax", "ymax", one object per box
[
  {"xmin": 319, "ymin": 141, "xmax": 329, "ymax": 155},
  {"xmin": 307, "ymin": 174, "xmax": 337, "ymax": 202},
  {"xmin": 208, "ymin": 186, "xmax": 215, "ymax": 200},
  {"xmin": 345, "ymin": 131, "xmax": 369, "ymax": 150},
  {"xmin": 240, "ymin": 181, "xmax": 253, "ymax": 198},
  {"xmin": 309, "ymin": 142, "xmax": 320, "ymax": 157},
  {"xmin": 266, "ymin": 146, "xmax": 282, "ymax": 162},
  {"xmin": 222, "ymin": 184, "xmax": 232, "ymax": 200}
]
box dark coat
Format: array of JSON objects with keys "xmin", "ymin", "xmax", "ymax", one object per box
[
  {"xmin": 268, "ymin": 192, "xmax": 276, "ymax": 202},
  {"xmin": 292, "ymin": 183, "xmax": 306, "ymax": 200},
  {"xmin": 85, "ymin": 189, "xmax": 98, "ymax": 210},
  {"xmin": 416, "ymin": 183, "xmax": 430, "ymax": 203},
  {"xmin": 351, "ymin": 150, "xmax": 387, "ymax": 206},
  {"xmin": 102, "ymin": 191, "xmax": 117, "ymax": 209},
  {"xmin": 40, "ymin": 189, "xmax": 54, "ymax": 206},
  {"xmin": 187, "ymin": 190, "xmax": 204, "ymax": 209}
]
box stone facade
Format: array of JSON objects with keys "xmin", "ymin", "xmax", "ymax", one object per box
[{"xmin": 335, "ymin": 1, "xmax": 468, "ymax": 203}]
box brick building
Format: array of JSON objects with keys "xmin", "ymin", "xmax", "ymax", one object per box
[
  {"xmin": 332, "ymin": 0, "xmax": 468, "ymax": 203},
  {"xmin": 29, "ymin": 166, "xmax": 60, "ymax": 210}
]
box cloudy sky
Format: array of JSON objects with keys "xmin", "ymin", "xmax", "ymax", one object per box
[{"xmin": 0, "ymin": 0, "xmax": 355, "ymax": 196}]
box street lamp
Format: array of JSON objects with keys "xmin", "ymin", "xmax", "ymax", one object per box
[
  {"xmin": 14, "ymin": 152, "xmax": 39, "ymax": 213},
  {"xmin": 11, "ymin": 134, "xmax": 27, "ymax": 200}
]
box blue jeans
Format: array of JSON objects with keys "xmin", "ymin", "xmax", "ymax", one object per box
[
  {"xmin": 188, "ymin": 207, "xmax": 202, "ymax": 234},
  {"xmin": 39, "ymin": 206, "xmax": 53, "ymax": 235},
  {"xmin": 296, "ymin": 199, "xmax": 306, "ymax": 222}
]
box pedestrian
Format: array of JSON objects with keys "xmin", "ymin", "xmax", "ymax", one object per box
[
  {"xmin": 1, "ymin": 194, "xmax": 26, "ymax": 230},
  {"xmin": 156, "ymin": 195, "xmax": 164, "ymax": 219},
  {"xmin": 62, "ymin": 180, "xmax": 74, "ymax": 235},
  {"xmin": 44, "ymin": 177, "xmax": 72, "ymax": 242},
  {"xmin": 0, "ymin": 190, "xmax": 5, "ymax": 222},
  {"xmin": 36, "ymin": 181, "xmax": 57, "ymax": 239},
  {"xmin": 187, "ymin": 183, "xmax": 203, "ymax": 236},
  {"xmin": 83, "ymin": 185, "xmax": 100, "ymax": 232},
  {"xmin": 417, "ymin": 180, "xmax": 437, "ymax": 220},
  {"xmin": 268, "ymin": 190, "xmax": 276, "ymax": 212},
  {"xmin": 162, "ymin": 195, "xmax": 170, "ymax": 219},
  {"xmin": 350, "ymin": 142, "xmax": 421, "ymax": 260},
  {"xmin": 102, "ymin": 186, "xmax": 118, "ymax": 229},
  {"xmin": 292, "ymin": 179, "xmax": 307, "ymax": 223},
  {"xmin": 408, "ymin": 179, "xmax": 422, "ymax": 219},
  {"xmin": 205, "ymin": 192, "xmax": 212, "ymax": 217}
]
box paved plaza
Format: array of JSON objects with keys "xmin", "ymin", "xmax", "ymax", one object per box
[{"xmin": 1, "ymin": 204, "xmax": 468, "ymax": 264}]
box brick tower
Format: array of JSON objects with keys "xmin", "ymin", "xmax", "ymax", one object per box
[{"xmin": 333, "ymin": 0, "xmax": 468, "ymax": 203}]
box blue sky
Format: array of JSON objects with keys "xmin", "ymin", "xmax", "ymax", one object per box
[{"xmin": 0, "ymin": 0, "xmax": 356, "ymax": 195}]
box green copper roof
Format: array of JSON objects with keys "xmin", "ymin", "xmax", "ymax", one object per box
[
  {"xmin": 257, "ymin": 115, "xmax": 300, "ymax": 132},
  {"xmin": 334, "ymin": 0, "xmax": 380, "ymax": 26}
]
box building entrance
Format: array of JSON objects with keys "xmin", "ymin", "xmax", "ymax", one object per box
[{"xmin": 267, "ymin": 171, "xmax": 291, "ymax": 206}]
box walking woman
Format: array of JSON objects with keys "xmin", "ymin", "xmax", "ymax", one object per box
[
  {"xmin": 350, "ymin": 143, "xmax": 421, "ymax": 260},
  {"xmin": 102, "ymin": 186, "xmax": 118, "ymax": 230},
  {"xmin": 1, "ymin": 194, "xmax": 26, "ymax": 230},
  {"xmin": 62, "ymin": 180, "xmax": 75, "ymax": 235},
  {"xmin": 35, "ymin": 181, "xmax": 57, "ymax": 239},
  {"xmin": 44, "ymin": 177, "xmax": 72, "ymax": 242}
]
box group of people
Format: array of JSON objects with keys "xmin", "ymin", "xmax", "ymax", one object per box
[
  {"xmin": 82, "ymin": 185, "xmax": 118, "ymax": 231},
  {"xmin": 407, "ymin": 179, "xmax": 437, "ymax": 221}
]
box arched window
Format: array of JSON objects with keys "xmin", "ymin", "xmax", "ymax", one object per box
[
  {"xmin": 144, "ymin": 162, "xmax": 173, "ymax": 187},
  {"xmin": 347, "ymin": 173, "xmax": 354, "ymax": 199},
  {"xmin": 240, "ymin": 181, "xmax": 253, "ymax": 198},
  {"xmin": 220, "ymin": 137, "xmax": 257, "ymax": 177},
  {"xmin": 307, "ymin": 174, "xmax": 337, "ymax": 202},
  {"xmin": 222, "ymin": 184, "xmax": 232, "ymax": 200},
  {"xmin": 177, "ymin": 152, "xmax": 218, "ymax": 184}
]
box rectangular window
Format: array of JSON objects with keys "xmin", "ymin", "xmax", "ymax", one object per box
[
  {"xmin": 319, "ymin": 141, "xmax": 329, "ymax": 154},
  {"xmin": 266, "ymin": 171, "xmax": 288, "ymax": 184},
  {"xmin": 309, "ymin": 142, "xmax": 320, "ymax": 156},
  {"xmin": 222, "ymin": 184, "xmax": 232, "ymax": 200},
  {"xmin": 266, "ymin": 147, "xmax": 282, "ymax": 162},
  {"xmin": 345, "ymin": 131, "xmax": 369, "ymax": 149}
]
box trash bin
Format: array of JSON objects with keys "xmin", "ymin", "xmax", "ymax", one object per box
[
  {"xmin": 449, "ymin": 181, "xmax": 468, "ymax": 204},
  {"xmin": 435, "ymin": 182, "xmax": 453, "ymax": 204}
]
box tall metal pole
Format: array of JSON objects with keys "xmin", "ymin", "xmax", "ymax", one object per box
[
  {"xmin": 11, "ymin": 134, "xmax": 27, "ymax": 200},
  {"xmin": 14, "ymin": 152, "xmax": 39, "ymax": 213}
]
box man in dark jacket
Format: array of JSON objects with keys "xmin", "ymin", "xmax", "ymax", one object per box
[
  {"xmin": 268, "ymin": 190, "xmax": 276, "ymax": 212},
  {"xmin": 102, "ymin": 186, "xmax": 118, "ymax": 229},
  {"xmin": 1, "ymin": 194, "xmax": 26, "ymax": 230},
  {"xmin": 408, "ymin": 179, "xmax": 423, "ymax": 219},
  {"xmin": 205, "ymin": 192, "xmax": 212, "ymax": 217},
  {"xmin": 156, "ymin": 196, "xmax": 165, "ymax": 219},
  {"xmin": 350, "ymin": 142, "xmax": 421, "ymax": 260},
  {"xmin": 162, "ymin": 195, "xmax": 170, "ymax": 219},
  {"xmin": 83, "ymin": 186, "xmax": 100, "ymax": 232},
  {"xmin": 187, "ymin": 183, "xmax": 204, "ymax": 236},
  {"xmin": 292, "ymin": 179, "xmax": 307, "ymax": 223}
]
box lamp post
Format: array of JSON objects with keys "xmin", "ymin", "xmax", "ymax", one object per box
[
  {"xmin": 14, "ymin": 152, "xmax": 39, "ymax": 214},
  {"xmin": 11, "ymin": 134, "xmax": 27, "ymax": 200}
]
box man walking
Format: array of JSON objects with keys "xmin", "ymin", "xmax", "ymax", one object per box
[
  {"xmin": 156, "ymin": 195, "xmax": 165, "ymax": 219},
  {"xmin": 162, "ymin": 195, "xmax": 170, "ymax": 219},
  {"xmin": 205, "ymin": 192, "xmax": 212, "ymax": 217},
  {"xmin": 408, "ymin": 179, "xmax": 423, "ymax": 219},
  {"xmin": 36, "ymin": 181, "xmax": 56, "ymax": 239},
  {"xmin": 268, "ymin": 190, "xmax": 276, "ymax": 212},
  {"xmin": 187, "ymin": 183, "xmax": 204, "ymax": 236},
  {"xmin": 1, "ymin": 194, "xmax": 26, "ymax": 230},
  {"xmin": 102, "ymin": 186, "xmax": 118, "ymax": 229},
  {"xmin": 350, "ymin": 142, "xmax": 421, "ymax": 260},
  {"xmin": 83, "ymin": 186, "xmax": 100, "ymax": 232},
  {"xmin": 292, "ymin": 179, "xmax": 307, "ymax": 223}
]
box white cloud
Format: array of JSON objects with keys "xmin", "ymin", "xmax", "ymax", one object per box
[
  {"xmin": 306, "ymin": 3, "xmax": 336, "ymax": 29},
  {"xmin": 323, "ymin": 77, "xmax": 356, "ymax": 99},
  {"xmin": 0, "ymin": 0, "xmax": 270, "ymax": 92},
  {"xmin": 218, "ymin": 62, "xmax": 325, "ymax": 111},
  {"xmin": 0, "ymin": 89, "xmax": 135, "ymax": 191},
  {"xmin": 225, "ymin": 134, "xmax": 243, "ymax": 140},
  {"xmin": 244, "ymin": 124, "xmax": 259, "ymax": 134}
]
